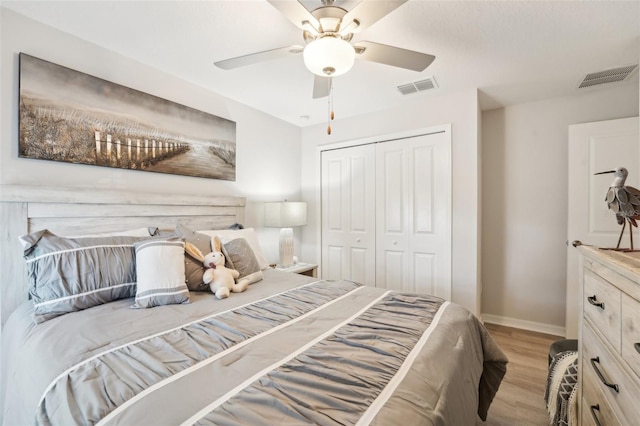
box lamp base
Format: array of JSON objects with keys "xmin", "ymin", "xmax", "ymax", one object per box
[{"xmin": 278, "ymin": 227, "xmax": 294, "ymax": 268}]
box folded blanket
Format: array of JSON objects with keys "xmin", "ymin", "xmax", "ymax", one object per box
[{"xmin": 545, "ymin": 350, "xmax": 578, "ymax": 426}]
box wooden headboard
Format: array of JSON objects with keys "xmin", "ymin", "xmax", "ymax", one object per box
[{"xmin": 0, "ymin": 185, "xmax": 245, "ymax": 328}]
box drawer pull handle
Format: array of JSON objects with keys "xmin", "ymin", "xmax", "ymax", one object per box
[
  {"xmin": 635, "ymin": 342, "xmax": 640, "ymax": 354},
  {"xmin": 587, "ymin": 295, "xmax": 605, "ymax": 310},
  {"xmin": 590, "ymin": 357, "xmax": 620, "ymax": 393},
  {"xmin": 590, "ymin": 404, "xmax": 603, "ymax": 426}
]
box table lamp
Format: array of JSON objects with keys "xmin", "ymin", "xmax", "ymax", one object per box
[{"xmin": 264, "ymin": 201, "xmax": 307, "ymax": 268}]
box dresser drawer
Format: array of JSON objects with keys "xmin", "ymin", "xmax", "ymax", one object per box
[
  {"xmin": 581, "ymin": 364, "xmax": 623, "ymax": 426},
  {"xmin": 621, "ymin": 293, "xmax": 640, "ymax": 380},
  {"xmin": 582, "ymin": 324, "xmax": 640, "ymax": 424},
  {"xmin": 584, "ymin": 269, "xmax": 622, "ymax": 352}
]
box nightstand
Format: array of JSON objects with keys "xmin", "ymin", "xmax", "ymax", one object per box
[{"xmin": 275, "ymin": 262, "xmax": 318, "ymax": 277}]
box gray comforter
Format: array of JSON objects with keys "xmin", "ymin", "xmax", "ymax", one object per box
[{"xmin": 1, "ymin": 270, "xmax": 507, "ymax": 425}]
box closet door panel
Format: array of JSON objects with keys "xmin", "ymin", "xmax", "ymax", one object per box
[
  {"xmin": 383, "ymin": 250, "xmax": 406, "ymax": 292},
  {"xmin": 350, "ymin": 156, "xmax": 367, "ymax": 232},
  {"xmin": 382, "ymin": 150, "xmax": 406, "ymax": 233},
  {"xmin": 350, "ymin": 248, "xmax": 368, "ymax": 284},
  {"xmin": 325, "ymin": 159, "xmax": 343, "ymax": 231},
  {"xmin": 413, "ymin": 145, "xmax": 434, "ymax": 234},
  {"xmin": 325, "ymin": 245, "xmax": 344, "ymax": 281},
  {"xmin": 414, "ymin": 252, "xmax": 435, "ymax": 295},
  {"xmin": 321, "ymin": 145, "xmax": 376, "ymax": 285},
  {"xmin": 376, "ymin": 144, "xmax": 409, "ymax": 290},
  {"xmin": 376, "ymin": 133, "xmax": 451, "ymax": 298}
]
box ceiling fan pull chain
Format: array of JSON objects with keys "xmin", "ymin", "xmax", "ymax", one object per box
[
  {"xmin": 327, "ymin": 77, "xmax": 333, "ymax": 135},
  {"xmin": 330, "ymin": 77, "xmax": 335, "ymax": 121}
]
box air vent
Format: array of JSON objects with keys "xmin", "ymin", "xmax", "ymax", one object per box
[
  {"xmin": 397, "ymin": 76, "xmax": 438, "ymax": 95},
  {"xmin": 578, "ymin": 65, "xmax": 638, "ymax": 89}
]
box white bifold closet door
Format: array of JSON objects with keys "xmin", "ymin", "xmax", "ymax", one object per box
[
  {"xmin": 321, "ymin": 130, "xmax": 451, "ymax": 299},
  {"xmin": 321, "ymin": 144, "xmax": 377, "ymax": 286},
  {"xmin": 375, "ymin": 133, "xmax": 451, "ymax": 298}
]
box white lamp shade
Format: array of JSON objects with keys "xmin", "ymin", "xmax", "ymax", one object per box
[
  {"xmin": 264, "ymin": 202, "xmax": 307, "ymax": 268},
  {"xmin": 264, "ymin": 202, "xmax": 307, "ymax": 228},
  {"xmin": 303, "ymin": 37, "xmax": 355, "ymax": 77}
]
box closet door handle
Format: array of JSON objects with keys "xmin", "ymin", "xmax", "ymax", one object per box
[
  {"xmin": 587, "ymin": 295, "xmax": 605, "ymax": 310},
  {"xmin": 590, "ymin": 404, "xmax": 603, "ymax": 426},
  {"xmin": 635, "ymin": 342, "xmax": 640, "ymax": 354},
  {"xmin": 590, "ymin": 357, "xmax": 619, "ymax": 392}
]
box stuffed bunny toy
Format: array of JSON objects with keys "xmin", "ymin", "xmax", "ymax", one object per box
[{"xmin": 185, "ymin": 236, "xmax": 249, "ymax": 299}]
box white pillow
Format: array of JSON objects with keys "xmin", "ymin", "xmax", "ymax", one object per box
[
  {"xmin": 132, "ymin": 237, "xmax": 190, "ymax": 308},
  {"xmin": 198, "ymin": 227, "xmax": 269, "ymax": 270}
]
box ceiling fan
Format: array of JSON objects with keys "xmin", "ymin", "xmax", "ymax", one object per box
[{"xmin": 214, "ymin": 0, "xmax": 435, "ymax": 100}]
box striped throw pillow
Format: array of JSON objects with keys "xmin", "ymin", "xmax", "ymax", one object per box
[
  {"xmin": 20, "ymin": 230, "xmax": 149, "ymax": 323},
  {"xmin": 132, "ymin": 237, "xmax": 190, "ymax": 308}
]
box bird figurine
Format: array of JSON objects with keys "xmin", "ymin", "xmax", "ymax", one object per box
[{"xmin": 595, "ymin": 166, "xmax": 640, "ymax": 251}]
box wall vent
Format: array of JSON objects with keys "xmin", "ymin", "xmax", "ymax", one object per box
[
  {"xmin": 397, "ymin": 76, "xmax": 438, "ymax": 95},
  {"xmin": 578, "ymin": 65, "xmax": 638, "ymax": 89}
]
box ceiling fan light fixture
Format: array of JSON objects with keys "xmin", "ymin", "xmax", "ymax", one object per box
[{"xmin": 303, "ymin": 36, "xmax": 355, "ymax": 77}]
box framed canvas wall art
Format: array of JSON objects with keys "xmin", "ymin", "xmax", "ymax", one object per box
[{"xmin": 19, "ymin": 53, "xmax": 236, "ymax": 181}]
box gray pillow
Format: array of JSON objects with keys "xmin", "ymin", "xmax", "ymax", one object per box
[
  {"xmin": 20, "ymin": 230, "xmax": 150, "ymax": 323},
  {"xmin": 221, "ymin": 238, "xmax": 263, "ymax": 285},
  {"xmin": 174, "ymin": 224, "xmax": 212, "ymax": 292}
]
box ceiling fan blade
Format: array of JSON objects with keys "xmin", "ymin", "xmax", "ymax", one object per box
[
  {"xmin": 340, "ymin": 0, "xmax": 407, "ymax": 34},
  {"xmin": 214, "ymin": 45, "xmax": 304, "ymax": 70},
  {"xmin": 354, "ymin": 41, "xmax": 435, "ymax": 72},
  {"xmin": 266, "ymin": 0, "xmax": 320, "ymax": 31},
  {"xmin": 312, "ymin": 75, "xmax": 330, "ymax": 99}
]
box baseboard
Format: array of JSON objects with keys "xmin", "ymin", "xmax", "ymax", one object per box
[{"xmin": 482, "ymin": 313, "xmax": 565, "ymax": 337}]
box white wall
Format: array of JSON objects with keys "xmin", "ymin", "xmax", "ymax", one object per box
[
  {"xmin": 0, "ymin": 8, "xmax": 302, "ymax": 264},
  {"xmin": 300, "ymin": 89, "xmax": 481, "ymax": 316},
  {"xmin": 481, "ymin": 83, "xmax": 639, "ymax": 335},
  {"xmin": 5, "ymin": 8, "xmax": 637, "ymax": 331}
]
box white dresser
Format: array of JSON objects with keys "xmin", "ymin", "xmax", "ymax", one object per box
[{"xmin": 577, "ymin": 246, "xmax": 640, "ymax": 425}]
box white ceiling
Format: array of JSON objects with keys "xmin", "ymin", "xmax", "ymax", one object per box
[{"xmin": 3, "ymin": 0, "xmax": 639, "ymax": 127}]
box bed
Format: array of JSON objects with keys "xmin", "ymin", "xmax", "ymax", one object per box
[{"xmin": 0, "ymin": 185, "xmax": 507, "ymax": 425}]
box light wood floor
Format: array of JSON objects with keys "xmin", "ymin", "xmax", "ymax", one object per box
[{"xmin": 480, "ymin": 323, "xmax": 563, "ymax": 425}]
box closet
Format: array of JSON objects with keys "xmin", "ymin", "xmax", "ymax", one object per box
[{"xmin": 320, "ymin": 128, "xmax": 452, "ymax": 299}]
